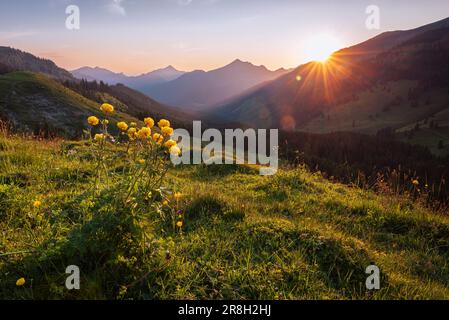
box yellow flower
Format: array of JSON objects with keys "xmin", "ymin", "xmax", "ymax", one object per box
[
  {"xmin": 16, "ymin": 278, "xmax": 26, "ymax": 286},
  {"xmin": 412, "ymin": 179, "xmax": 419, "ymax": 186},
  {"xmin": 161, "ymin": 126, "xmax": 174, "ymax": 137},
  {"xmin": 33, "ymin": 200, "xmax": 42, "ymax": 208},
  {"xmin": 174, "ymin": 192, "xmax": 182, "ymax": 200},
  {"xmin": 176, "ymin": 221, "xmax": 183, "ymax": 228},
  {"xmin": 100, "ymin": 103, "xmax": 114, "ymax": 113},
  {"xmin": 152, "ymin": 133, "xmax": 163, "ymax": 144},
  {"xmin": 158, "ymin": 119, "xmax": 170, "ymax": 128},
  {"xmin": 144, "ymin": 117, "xmax": 155, "ymax": 128},
  {"xmin": 137, "ymin": 127, "xmax": 152, "ymax": 139},
  {"xmin": 138, "ymin": 159, "xmax": 146, "ymax": 165},
  {"xmin": 127, "ymin": 127, "xmax": 137, "ymax": 139},
  {"xmin": 169, "ymin": 145, "xmax": 181, "ymax": 156},
  {"xmin": 164, "ymin": 139, "xmax": 177, "ymax": 149},
  {"xmin": 87, "ymin": 116, "xmax": 100, "ymax": 126},
  {"xmin": 117, "ymin": 122, "xmax": 129, "ymax": 131},
  {"xmin": 102, "ymin": 119, "xmax": 109, "ymax": 125},
  {"xmin": 130, "ymin": 122, "xmax": 137, "ymax": 127},
  {"xmin": 162, "ymin": 200, "xmax": 169, "ymax": 206},
  {"xmin": 94, "ymin": 133, "xmax": 105, "ymax": 141}
]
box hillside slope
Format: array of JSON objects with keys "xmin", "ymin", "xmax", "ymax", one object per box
[
  {"xmin": 0, "ymin": 47, "xmax": 74, "ymax": 81},
  {"xmin": 0, "ymin": 136, "xmax": 448, "ymax": 299},
  {"xmin": 0, "ymin": 72, "xmax": 138, "ymax": 137},
  {"xmin": 335, "ymin": 16, "xmax": 449, "ymax": 61}
]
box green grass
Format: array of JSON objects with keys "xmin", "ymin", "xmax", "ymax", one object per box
[{"xmin": 0, "ymin": 135, "xmax": 449, "ymax": 300}]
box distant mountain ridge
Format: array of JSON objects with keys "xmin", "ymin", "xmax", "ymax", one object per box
[
  {"xmin": 71, "ymin": 65, "xmax": 186, "ymax": 91},
  {"xmin": 0, "ymin": 46, "xmax": 74, "ymax": 81},
  {"xmin": 144, "ymin": 59, "xmax": 291, "ymax": 109}
]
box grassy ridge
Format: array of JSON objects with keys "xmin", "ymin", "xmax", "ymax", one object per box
[
  {"xmin": 0, "ymin": 135, "xmax": 448, "ymax": 299},
  {"xmin": 0, "ymin": 72, "xmax": 140, "ymax": 137}
]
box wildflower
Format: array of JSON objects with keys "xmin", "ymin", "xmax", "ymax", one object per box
[
  {"xmin": 87, "ymin": 116, "xmax": 100, "ymax": 126},
  {"xmin": 174, "ymin": 192, "xmax": 182, "ymax": 200},
  {"xmin": 127, "ymin": 128, "xmax": 137, "ymax": 139},
  {"xmin": 164, "ymin": 139, "xmax": 177, "ymax": 149},
  {"xmin": 144, "ymin": 117, "xmax": 155, "ymax": 128},
  {"xmin": 169, "ymin": 145, "xmax": 181, "ymax": 156},
  {"xmin": 158, "ymin": 119, "xmax": 170, "ymax": 128},
  {"xmin": 137, "ymin": 127, "xmax": 152, "ymax": 140},
  {"xmin": 152, "ymin": 133, "xmax": 163, "ymax": 144},
  {"xmin": 138, "ymin": 159, "xmax": 146, "ymax": 165},
  {"xmin": 100, "ymin": 103, "xmax": 114, "ymax": 114},
  {"xmin": 33, "ymin": 200, "xmax": 42, "ymax": 208},
  {"xmin": 94, "ymin": 133, "xmax": 105, "ymax": 141},
  {"xmin": 162, "ymin": 200, "xmax": 169, "ymax": 206},
  {"xmin": 161, "ymin": 126, "xmax": 174, "ymax": 137},
  {"xmin": 130, "ymin": 122, "xmax": 137, "ymax": 127},
  {"xmin": 176, "ymin": 221, "xmax": 183, "ymax": 228},
  {"xmin": 16, "ymin": 278, "xmax": 25, "ymax": 286},
  {"xmin": 412, "ymin": 179, "xmax": 419, "ymax": 186},
  {"xmin": 102, "ymin": 119, "xmax": 109, "ymax": 125},
  {"xmin": 117, "ymin": 122, "xmax": 129, "ymax": 131}
]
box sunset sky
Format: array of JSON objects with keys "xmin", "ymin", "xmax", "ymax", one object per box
[{"xmin": 1, "ymin": 0, "xmax": 449, "ymax": 75}]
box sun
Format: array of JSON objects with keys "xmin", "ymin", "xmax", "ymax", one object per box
[{"xmin": 303, "ymin": 33, "xmax": 342, "ymax": 63}]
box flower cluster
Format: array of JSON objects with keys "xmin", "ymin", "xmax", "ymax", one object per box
[
  {"xmin": 86, "ymin": 103, "xmax": 181, "ymax": 157},
  {"xmin": 85, "ymin": 103, "xmax": 184, "ymax": 234}
]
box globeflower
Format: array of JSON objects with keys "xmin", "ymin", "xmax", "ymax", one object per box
[
  {"xmin": 174, "ymin": 192, "xmax": 182, "ymax": 200},
  {"xmin": 164, "ymin": 139, "xmax": 177, "ymax": 149},
  {"xmin": 16, "ymin": 278, "xmax": 26, "ymax": 286},
  {"xmin": 161, "ymin": 126, "xmax": 174, "ymax": 137},
  {"xmin": 87, "ymin": 116, "xmax": 100, "ymax": 126},
  {"xmin": 152, "ymin": 133, "xmax": 163, "ymax": 144},
  {"xmin": 176, "ymin": 221, "xmax": 183, "ymax": 228},
  {"xmin": 33, "ymin": 200, "xmax": 42, "ymax": 208},
  {"xmin": 137, "ymin": 127, "xmax": 152, "ymax": 140},
  {"xmin": 100, "ymin": 103, "xmax": 114, "ymax": 114},
  {"xmin": 169, "ymin": 145, "xmax": 181, "ymax": 156},
  {"xmin": 127, "ymin": 128, "xmax": 137, "ymax": 140},
  {"xmin": 94, "ymin": 133, "xmax": 105, "ymax": 141},
  {"xmin": 144, "ymin": 117, "xmax": 155, "ymax": 128},
  {"xmin": 158, "ymin": 119, "xmax": 170, "ymax": 128},
  {"xmin": 117, "ymin": 122, "xmax": 129, "ymax": 131}
]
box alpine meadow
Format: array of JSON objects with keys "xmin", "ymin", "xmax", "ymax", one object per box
[{"xmin": 0, "ymin": 0, "xmax": 449, "ymax": 303}]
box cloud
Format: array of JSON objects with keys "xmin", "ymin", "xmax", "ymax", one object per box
[
  {"xmin": 177, "ymin": 0, "xmax": 220, "ymax": 6},
  {"xmin": 177, "ymin": 0, "xmax": 193, "ymax": 5},
  {"xmin": 107, "ymin": 0, "xmax": 126, "ymax": 16},
  {"xmin": 0, "ymin": 31, "xmax": 38, "ymax": 41}
]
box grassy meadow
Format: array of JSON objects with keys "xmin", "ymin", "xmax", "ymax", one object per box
[{"xmin": 1, "ymin": 131, "xmax": 449, "ymax": 300}]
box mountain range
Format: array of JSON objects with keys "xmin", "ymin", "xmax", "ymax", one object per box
[
  {"xmin": 72, "ymin": 59, "xmax": 290, "ymax": 110},
  {"xmin": 71, "ymin": 65, "xmax": 186, "ymax": 92},
  {"xmin": 1, "ymin": 17, "xmax": 449, "ymax": 155},
  {"xmin": 142, "ymin": 60, "xmax": 290, "ymax": 109}
]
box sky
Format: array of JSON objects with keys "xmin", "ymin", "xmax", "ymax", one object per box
[{"xmin": 1, "ymin": 0, "xmax": 449, "ymax": 75}]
